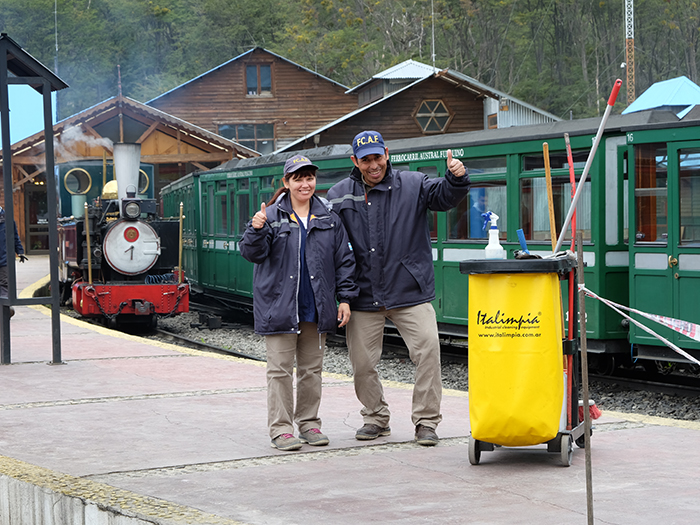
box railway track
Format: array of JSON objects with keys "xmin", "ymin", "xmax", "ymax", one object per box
[
  {"xmin": 589, "ymin": 372, "xmax": 700, "ymax": 398},
  {"xmin": 153, "ymin": 328, "xmax": 265, "ymax": 362}
]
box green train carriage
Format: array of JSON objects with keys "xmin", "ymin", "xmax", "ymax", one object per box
[{"xmin": 160, "ymin": 110, "xmax": 700, "ymax": 367}]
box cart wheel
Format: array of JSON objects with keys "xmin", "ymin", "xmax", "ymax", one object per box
[
  {"xmin": 560, "ymin": 434, "xmax": 573, "ymax": 467},
  {"xmin": 575, "ymin": 428, "xmax": 593, "ymax": 449},
  {"xmin": 468, "ymin": 435, "xmax": 481, "ymax": 465}
]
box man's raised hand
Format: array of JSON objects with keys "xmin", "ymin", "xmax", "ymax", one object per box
[{"xmin": 446, "ymin": 149, "xmax": 467, "ymax": 178}]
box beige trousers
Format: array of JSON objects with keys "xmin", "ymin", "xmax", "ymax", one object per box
[
  {"xmin": 265, "ymin": 322, "xmax": 327, "ymax": 439},
  {"xmin": 346, "ymin": 302, "xmax": 443, "ymax": 429}
]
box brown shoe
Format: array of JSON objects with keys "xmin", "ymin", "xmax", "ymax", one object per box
[
  {"xmin": 415, "ymin": 424, "xmax": 439, "ymax": 446},
  {"xmin": 355, "ymin": 423, "xmax": 391, "ymax": 440}
]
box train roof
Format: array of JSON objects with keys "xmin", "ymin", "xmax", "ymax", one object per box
[{"xmin": 189, "ymin": 108, "xmax": 700, "ymax": 179}]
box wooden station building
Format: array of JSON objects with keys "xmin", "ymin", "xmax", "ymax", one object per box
[{"xmin": 146, "ymin": 47, "xmax": 359, "ymax": 153}]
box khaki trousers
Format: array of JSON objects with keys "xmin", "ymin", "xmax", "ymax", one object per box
[
  {"xmin": 346, "ymin": 302, "xmax": 443, "ymax": 429},
  {"xmin": 265, "ymin": 322, "xmax": 326, "ymax": 439}
]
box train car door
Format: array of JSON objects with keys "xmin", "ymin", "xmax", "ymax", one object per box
[
  {"xmin": 630, "ymin": 141, "xmax": 700, "ymax": 359},
  {"xmin": 199, "ymin": 180, "xmax": 216, "ymax": 289},
  {"xmin": 211, "ymin": 180, "xmax": 230, "ymax": 291},
  {"xmin": 230, "ymin": 174, "xmax": 256, "ymax": 298},
  {"xmin": 180, "ymin": 181, "xmax": 199, "ymax": 286}
]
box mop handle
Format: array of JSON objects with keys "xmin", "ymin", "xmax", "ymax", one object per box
[{"xmin": 554, "ymin": 79, "xmax": 622, "ymax": 254}]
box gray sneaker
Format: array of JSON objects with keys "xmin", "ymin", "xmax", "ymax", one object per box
[
  {"xmin": 299, "ymin": 428, "xmax": 329, "ymax": 446},
  {"xmin": 271, "ymin": 433, "xmax": 303, "ymax": 451},
  {"xmin": 415, "ymin": 424, "xmax": 439, "ymax": 446},
  {"xmin": 355, "ymin": 423, "xmax": 391, "ymax": 440}
]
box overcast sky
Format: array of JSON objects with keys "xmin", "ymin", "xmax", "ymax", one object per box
[{"xmin": 0, "ymin": 85, "xmax": 49, "ymax": 145}]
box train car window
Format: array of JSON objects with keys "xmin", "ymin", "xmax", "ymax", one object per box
[
  {"xmin": 418, "ymin": 166, "xmax": 438, "ymax": 178},
  {"xmin": 520, "ymin": 176, "xmax": 591, "ymax": 241},
  {"xmin": 186, "ymin": 188, "xmax": 194, "ymax": 234},
  {"xmin": 237, "ymin": 194, "xmax": 250, "ymax": 237},
  {"xmin": 218, "ymin": 194, "xmax": 228, "ymax": 235},
  {"xmin": 523, "ymin": 150, "xmax": 588, "ymax": 171},
  {"xmin": 316, "ymin": 170, "xmax": 349, "ymax": 186},
  {"xmin": 261, "ymin": 176, "xmax": 274, "ymax": 189},
  {"xmin": 418, "ymin": 166, "xmax": 439, "ymax": 240},
  {"xmin": 465, "ymin": 157, "xmax": 507, "ymax": 173},
  {"xmin": 202, "ymin": 195, "xmax": 209, "ymax": 235},
  {"xmin": 634, "ymin": 144, "xmax": 668, "ymax": 244},
  {"xmin": 251, "ymin": 180, "xmax": 259, "ymax": 214},
  {"xmin": 238, "ymin": 178, "xmax": 250, "ymax": 190},
  {"xmin": 207, "ymin": 185, "xmax": 215, "ymax": 235},
  {"xmin": 448, "ymin": 183, "xmax": 507, "ymax": 241},
  {"xmin": 229, "ymin": 188, "xmax": 236, "ymax": 232},
  {"xmin": 678, "ymin": 149, "xmax": 700, "ymax": 244},
  {"xmin": 623, "ymin": 151, "xmax": 630, "ymax": 244}
]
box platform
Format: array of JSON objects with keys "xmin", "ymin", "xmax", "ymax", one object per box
[{"xmin": 1, "ymin": 255, "xmax": 699, "ymax": 524}]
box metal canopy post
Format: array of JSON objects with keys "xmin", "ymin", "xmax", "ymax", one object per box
[
  {"xmin": 0, "ymin": 33, "xmax": 68, "ymax": 364},
  {"xmin": 0, "ymin": 39, "xmax": 11, "ymax": 364},
  {"xmin": 43, "ymin": 79, "xmax": 62, "ymax": 363}
]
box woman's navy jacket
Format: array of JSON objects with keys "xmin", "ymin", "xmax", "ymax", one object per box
[
  {"xmin": 327, "ymin": 162, "xmax": 470, "ymax": 311},
  {"xmin": 240, "ymin": 193, "xmax": 358, "ymax": 335}
]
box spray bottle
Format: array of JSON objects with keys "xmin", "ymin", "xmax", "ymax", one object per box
[{"xmin": 482, "ymin": 211, "xmax": 506, "ymax": 259}]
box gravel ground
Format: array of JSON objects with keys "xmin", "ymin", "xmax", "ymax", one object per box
[{"xmin": 154, "ymin": 312, "xmax": 700, "ymax": 422}]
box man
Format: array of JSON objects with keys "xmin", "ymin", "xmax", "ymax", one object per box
[
  {"xmin": 0, "ymin": 205, "xmax": 27, "ymax": 316},
  {"xmin": 469, "ymin": 188, "xmax": 488, "ymax": 238},
  {"xmin": 327, "ymin": 130, "xmax": 470, "ymax": 446}
]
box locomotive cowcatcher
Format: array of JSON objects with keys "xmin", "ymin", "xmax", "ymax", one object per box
[{"xmin": 58, "ymin": 143, "xmax": 189, "ymax": 326}]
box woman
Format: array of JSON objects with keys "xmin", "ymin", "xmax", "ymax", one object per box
[{"xmin": 241, "ymin": 154, "xmax": 358, "ymax": 451}]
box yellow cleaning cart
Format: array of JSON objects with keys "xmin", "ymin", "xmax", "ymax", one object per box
[{"xmin": 459, "ymin": 255, "xmax": 585, "ymax": 466}]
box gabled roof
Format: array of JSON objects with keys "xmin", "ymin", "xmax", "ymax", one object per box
[
  {"xmin": 276, "ymin": 61, "xmax": 560, "ymax": 153},
  {"xmin": 146, "ymin": 47, "xmax": 348, "ymax": 105},
  {"xmin": 622, "ymin": 76, "xmax": 700, "ymax": 117},
  {"xmin": 2, "ymin": 95, "xmax": 258, "ymax": 161},
  {"xmin": 346, "ymin": 59, "xmax": 436, "ymax": 94}
]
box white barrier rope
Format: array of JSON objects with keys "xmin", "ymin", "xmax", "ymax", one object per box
[{"xmin": 579, "ymin": 284, "xmax": 700, "ymax": 366}]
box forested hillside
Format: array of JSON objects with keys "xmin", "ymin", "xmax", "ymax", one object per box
[{"xmin": 1, "ymin": 0, "xmax": 698, "ymax": 121}]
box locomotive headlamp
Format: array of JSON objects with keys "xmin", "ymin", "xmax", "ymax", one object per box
[{"xmin": 123, "ymin": 200, "xmax": 141, "ymax": 219}]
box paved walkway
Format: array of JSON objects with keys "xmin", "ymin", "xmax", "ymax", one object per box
[{"xmin": 1, "ymin": 255, "xmax": 699, "ymax": 524}]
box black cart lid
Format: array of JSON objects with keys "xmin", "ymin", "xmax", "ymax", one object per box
[{"xmin": 459, "ymin": 254, "xmax": 577, "ymax": 275}]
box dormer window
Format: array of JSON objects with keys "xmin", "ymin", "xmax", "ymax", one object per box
[
  {"xmin": 414, "ymin": 100, "xmax": 452, "ymax": 133},
  {"xmin": 246, "ymin": 64, "xmax": 272, "ymax": 96}
]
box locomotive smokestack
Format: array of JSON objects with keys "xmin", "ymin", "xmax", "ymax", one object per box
[{"xmin": 113, "ymin": 143, "xmax": 141, "ymax": 216}]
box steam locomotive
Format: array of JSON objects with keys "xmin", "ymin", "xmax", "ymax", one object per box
[{"xmin": 58, "ymin": 143, "xmax": 189, "ymax": 327}]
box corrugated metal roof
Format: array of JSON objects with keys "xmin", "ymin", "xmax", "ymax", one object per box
[
  {"xmin": 376, "ymin": 59, "xmax": 437, "ymax": 80},
  {"xmin": 622, "ymin": 76, "xmax": 700, "ymax": 116},
  {"xmin": 346, "ymin": 60, "xmax": 436, "ymax": 94}
]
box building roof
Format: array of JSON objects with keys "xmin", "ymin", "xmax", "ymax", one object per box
[
  {"xmin": 146, "ymin": 47, "xmax": 348, "ymax": 105},
  {"xmin": 346, "ymin": 59, "xmax": 437, "ymax": 94},
  {"xmin": 1, "ymin": 95, "xmax": 258, "ymax": 164},
  {"xmin": 275, "ymin": 61, "xmax": 561, "ymax": 153},
  {"xmin": 622, "ymin": 76, "xmax": 700, "ymax": 117}
]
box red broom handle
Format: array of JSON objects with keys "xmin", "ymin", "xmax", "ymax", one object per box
[
  {"xmin": 564, "ymin": 133, "xmax": 577, "ymax": 251},
  {"xmin": 554, "ymin": 79, "xmax": 622, "ymax": 253}
]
